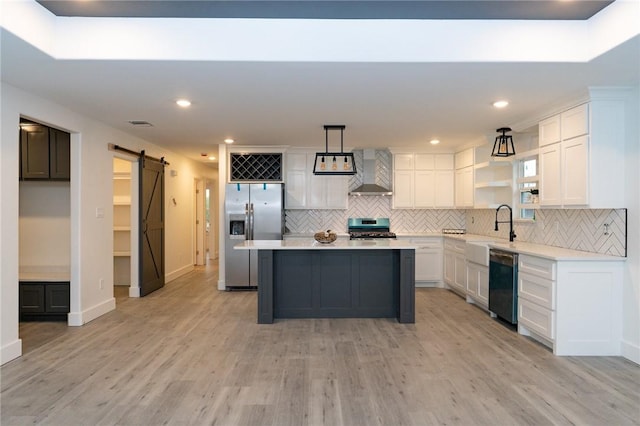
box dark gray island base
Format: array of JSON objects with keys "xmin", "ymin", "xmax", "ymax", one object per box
[{"xmin": 256, "ymin": 249, "xmax": 415, "ymax": 324}]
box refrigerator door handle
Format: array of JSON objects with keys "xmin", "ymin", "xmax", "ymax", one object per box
[
  {"xmin": 244, "ymin": 203, "xmax": 250, "ymax": 240},
  {"xmin": 249, "ymin": 203, "xmax": 255, "ymax": 240}
]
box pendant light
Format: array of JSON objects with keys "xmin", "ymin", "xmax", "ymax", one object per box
[
  {"xmin": 491, "ymin": 127, "xmax": 516, "ymax": 157},
  {"xmin": 313, "ymin": 125, "xmax": 357, "ymax": 175}
]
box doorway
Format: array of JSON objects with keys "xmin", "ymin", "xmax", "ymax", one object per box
[
  {"xmin": 112, "ymin": 156, "xmax": 140, "ymax": 297},
  {"xmin": 194, "ymin": 179, "xmax": 205, "ymax": 265}
]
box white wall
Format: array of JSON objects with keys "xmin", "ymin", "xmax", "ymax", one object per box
[
  {"xmin": 1, "ymin": 82, "xmax": 217, "ymax": 364},
  {"xmin": 19, "ymin": 181, "xmax": 71, "ymax": 267},
  {"xmin": 622, "ymin": 86, "xmax": 640, "ymax": 363}
]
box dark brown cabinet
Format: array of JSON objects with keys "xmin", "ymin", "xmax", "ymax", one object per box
[
  {"xmin": 19, "ymin": 282, "xmax": 70, "ymax": 321},
  {"xmin": 20, "ymin": 122, "xmax": 70, "ymax": 180}
]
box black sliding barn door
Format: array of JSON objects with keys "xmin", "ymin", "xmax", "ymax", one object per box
[{"xmin": 139, "ymin": 154, "xmax": 165, "ymax": 296}]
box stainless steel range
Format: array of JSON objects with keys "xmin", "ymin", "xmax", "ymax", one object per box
[{"xmin": 348, "ymin": 218, "xmax": 397, "ymax": 240}]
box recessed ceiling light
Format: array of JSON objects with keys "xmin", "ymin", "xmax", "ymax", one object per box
[
  {"xmin": 493, "ymin": 100, "xmax": 509, "ymax": 108},
  {"xmin": 176, "ymin": 99, "xmax": 191, "ymax": 107},
  {"xmin": 224, "ymin": 138, "xmax": 234, "ymax": 144},
  {"xmin": 430, "ymin": 139, "xmax": 440, "ymax": 145},
  {"xmin": 208, "ymin": 156, "xmax": 216, "ymax": 161}
]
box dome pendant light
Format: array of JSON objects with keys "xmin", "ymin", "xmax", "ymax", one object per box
[{"xmin": 491, "ymin": 127, "xmax": 516, "ymax": 157}]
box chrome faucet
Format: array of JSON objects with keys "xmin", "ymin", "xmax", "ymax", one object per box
[{"xmin": 495, "ymin": 204, "xmax": 516, "ymax": 242}]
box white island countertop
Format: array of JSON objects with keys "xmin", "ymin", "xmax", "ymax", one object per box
[{"xmin": 235, "ymin": 239, "xmax": 420, "ymax": 250}]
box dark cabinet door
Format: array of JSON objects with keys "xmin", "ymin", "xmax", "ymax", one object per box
[
  {"xmin": 20, "ymin": 284, "xmax": 45, "ymax": 313},
  {"xmin": 45, "ymin": 284, "xmax": 71, "ymax": 313},
  {"xmin": 20, "ymin": 123, "xmax": 70, "ymax": 180},
  {"xmin": 49, "ymin": 128, "xmax": 71, "ymax": 180},
  {"xmin": 20, "ymin": 124, "xmax": 50, "ymax": 179}
]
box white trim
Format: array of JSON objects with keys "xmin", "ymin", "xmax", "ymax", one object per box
[
  {"xmin": 165, "ymin": 264, "xmax": 194, "ymax": 283},
  {"xmin": 128, "ymin": 286, "xmax": 140, "ymax": 298},
  {"xmin": 68, "ymin": 297, "xmax": 116, "ymax": 326},
  {"xmin": 218, "ymin": 279, "xmax": 226, "ymax": 291},
  {"xmin": 621, "ymin": 339, "xmax": 640, "ymax": 365},
  {"xmin": 1, "ymin": 339, "xmax": 22, "ymax": 365}
]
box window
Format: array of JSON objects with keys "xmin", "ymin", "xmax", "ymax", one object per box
[{"xmin": 517, "ymin": 155, "xmax": 538, "ymax": 220}]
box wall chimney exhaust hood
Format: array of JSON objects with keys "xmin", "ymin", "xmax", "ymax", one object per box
[{"xmin": 349, "ymin": 149, "xmax": 393, "ymax": 196}]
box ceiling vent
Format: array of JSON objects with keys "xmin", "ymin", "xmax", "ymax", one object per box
[{"xmin": 128, "ymin": 120, "xmax": 153, "ymax": 127}]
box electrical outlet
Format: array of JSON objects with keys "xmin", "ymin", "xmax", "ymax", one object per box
[
  {"xmin": 99, "ymin": 278, "xmax": 104, "ymax": 289},
  {"xmin": 471, "ymin": 216, "xmax": 475, "ymax": 224}
]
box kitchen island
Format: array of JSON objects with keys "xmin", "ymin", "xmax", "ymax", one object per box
[{"xmin": 235, "ymin": 239, "xmax": 417, "ymax": 324}]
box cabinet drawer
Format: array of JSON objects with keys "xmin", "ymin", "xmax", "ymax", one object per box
[
  {"xmin": 519, "ymin": 255, "xmax": 556, "ymax": 280},
  {"xmin": 519, "ymin": 272, "xmax": 555, "ymax": 310},
  {"xmin": 444, "ymin": 238, "xmax": 465, "ymax": 253},
  {"xmin": 519, "ymin": 299, "xmax": 555, "ymax": 340}
]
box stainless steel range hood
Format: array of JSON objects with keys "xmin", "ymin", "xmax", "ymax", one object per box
[{"xmin": 349, "ymin": 149, "xmax": 393, "ymax": 196}]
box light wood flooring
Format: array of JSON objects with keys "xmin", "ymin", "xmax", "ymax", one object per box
[{"xmin": 2, "ymin": 264, "xmax": 639, "ymax": 426}]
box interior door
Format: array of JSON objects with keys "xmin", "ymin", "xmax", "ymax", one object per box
[{"xmin": 139, "ymin": 155, "xmax": 165, "ymax": 296}]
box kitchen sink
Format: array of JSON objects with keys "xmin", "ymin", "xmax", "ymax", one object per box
[{"xmin": 465, "ymin": 242, "xmax": 491, "ymax": 266}]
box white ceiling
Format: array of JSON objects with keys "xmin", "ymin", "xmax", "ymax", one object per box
[{"xmin": 2, "ymin": 1, "xmax": 639, "ymax": 169}]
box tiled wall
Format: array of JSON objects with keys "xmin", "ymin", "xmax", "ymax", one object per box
[
  {"xmin": 285, "ymin": 198, "xmax": 465, "ymax": 234},
  {"xmin": 466, "ymin": 208, "xmax": 627, "ymax": 257},
  {"xmin": 285, "ymin": 148, "xmax": 627, "ymax": 257}
]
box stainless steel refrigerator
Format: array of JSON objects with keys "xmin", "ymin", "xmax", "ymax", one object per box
[{"xmin": 224, "ymin": 183, "xmax": 284, "ymax": 289}]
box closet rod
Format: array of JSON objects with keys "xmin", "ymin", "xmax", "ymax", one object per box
[{"xmin": 109, "ymin": 143, "xmax": 170, "ymax": 165}]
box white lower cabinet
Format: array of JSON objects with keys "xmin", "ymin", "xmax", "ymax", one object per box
[
  {"xmin": 443, "ymin": 238, "xmax": 466, "ymax": 295},
  {"xmin": 399, "ymin": 237, "xmax": 443, "ymax": 287},
  {"xmin": 517, "ymin": 254, "xmax": 624, "ymax": 356},
  {"xmin": 466, "ymin": 261, "xmax": 488, "ymax": 307},
  {"xmin": 412, "ymin": 238, "xmax": 443, "ymax": 287}
]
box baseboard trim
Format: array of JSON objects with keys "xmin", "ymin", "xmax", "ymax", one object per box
[
  {"xmin": 218, "ymin": 279, "xmax": 225, "ymax": 291},
  {"xmin": 129, "ymin": 286, "xmax": 140, "ymax": 298},
  {"xmin": 165, "ymin": 264, "xmax": 194, "ymax": 283},
  {"xmin": 621, "ymin": 339, "xmax": 640, "ymax": 365},
  {"xmin": 68, "ymin": 297, "xmax": 116, "ymax": 326},
  {"xmin": 1, "ymin": 338, "xmax": 23, "ymax": 365}
]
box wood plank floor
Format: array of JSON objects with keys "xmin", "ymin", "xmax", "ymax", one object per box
[{"xmin": 2, "ymin": 263, "xmax": 639, "ymax": 426}]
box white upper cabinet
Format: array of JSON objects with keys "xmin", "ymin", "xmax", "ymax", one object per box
[
  {"xmin": 455, "ymin": 166, "xmax": 474, "ymax": 208},
  {"xmin": 284, "ymin": 153, "xmax": 307, "ymax": 209},
  {"xmin": 454, "ymin": 148, "xmax": 474, "ymax": 208},
  {"xmin": 455, "ymin": 148, "xmax": 474, "ymax": 169},
  {"xmin": 561, "ymin": 135, "xmax": 588, "ymax": 205},
  {"xmin": 538, "ymin": 89, "xmax": 629, "ymax": 209},
  {"xmin": 284, "ymin": 151, "xmax": 348, "ymax": 209},
  {"xmin": 560, "ymin": 103, "xmax": 589, "ymax": 140},
  {"xmin": 538, "ymin": 114, "xmax": 561, "ymax": 147},
  {"xmin": 392, "ymin": 153, "xmax": 454, "ymax": 209}
]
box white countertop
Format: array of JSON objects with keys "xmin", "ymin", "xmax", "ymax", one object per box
[
  {"xmin": 235, "ymin": 239, "xmax": 419, "ymax": 250},
  {"xmin": 19, "ymin": 265, "xmax": 71, "ymax": 282},
  {"xmin": 487, "ymin": 241, "xmax": 625, "ymax": 261}
]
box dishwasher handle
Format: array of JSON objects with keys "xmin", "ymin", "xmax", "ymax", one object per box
[{"xmin": 490, "ymin": 249, "xmax": 518, "ymax": 266}]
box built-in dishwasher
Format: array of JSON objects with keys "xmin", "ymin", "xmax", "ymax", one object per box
[{"xmin": 488, "ymin": 248, "xmax": 518, "ymax": 324}]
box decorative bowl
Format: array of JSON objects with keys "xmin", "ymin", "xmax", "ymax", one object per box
[{"xmin": 314, "ymin": 230, "xmax": 337, "ymax": 244}]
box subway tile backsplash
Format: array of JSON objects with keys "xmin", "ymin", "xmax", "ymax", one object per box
[
  {"xmin": 286, "ymin": 206, "xmax": 626, "ymax": 257},
  {"xmin": 285, "ymin": 197, "xmax": 465, "ymax": 234},
  {"xmin": 465, "ymin": 208, "xmax": 627, "ymax": 257}
]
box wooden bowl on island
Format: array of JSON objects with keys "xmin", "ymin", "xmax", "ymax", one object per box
[{"xmin": 314, "ymin": 230, "xmax": 337, "ymax": 244}]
